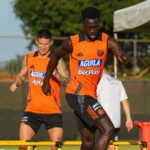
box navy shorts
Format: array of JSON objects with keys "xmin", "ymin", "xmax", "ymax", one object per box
[
  {"xmin": 66, "ymin": 93, "xmax": 109, "ymax": 132},
  {"xmin": 21, "ymin": 112, "xmax": 63, "ymax": 133}
]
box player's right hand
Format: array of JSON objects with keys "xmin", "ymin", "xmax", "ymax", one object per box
[
  {"xmin": 126, "ymin": 119, "xmax": 133, "ymax": 132},
  {"xmin": 42, "ymin": 82, "xmax": 51, "ymax": 95},
  {"xmin": 10, "ymin": 83, "xmax": 18, "ymax": 92}
]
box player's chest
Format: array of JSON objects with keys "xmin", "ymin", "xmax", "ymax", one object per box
[
  {"xmin": 28, "ymin": 57, "xmax": 49, "ymax": 72},
  {"xmin": 72, "ymin": 41, "xmax": 106, "ymax": 60}
]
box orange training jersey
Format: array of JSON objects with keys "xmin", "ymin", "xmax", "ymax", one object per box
[
  {"xmin": 26, "ymin": 51, "xmax": 61, "ymax": 114},
  {"xmin": 66, "ymin": 32, "xmax": 108, "ymax": 99}
]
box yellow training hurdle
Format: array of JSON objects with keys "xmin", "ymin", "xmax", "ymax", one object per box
[{"xmin": 0, "ymin": 140, "xmax": 147, "ymax": 150}]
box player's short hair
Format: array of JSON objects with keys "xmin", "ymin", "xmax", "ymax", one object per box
[
  {"xmin": 37, "ymin": 29, "xmax": 52, "ymax": 39},
  {"xmin": 81, "ymin": 7, "xmax": 100, "ymax": 20}
]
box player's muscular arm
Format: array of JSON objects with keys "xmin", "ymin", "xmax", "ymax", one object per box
[
  {"xmin": 108, "ymin": 37, "xmax": 129, "ymax": 64},
  {"xmin": 121, "ymin": 99, "xmax": 133, "ymax": 132},
  {"xmin": 42, "ymin": 38, "xmax": 72, "ymax": 94},
  {"xmin": 55, "ymin": 58, "xmax": 70, "ymax": 86},
  {"xmin": 10, "ymin": 55, "xmax": 28, "ymax": 92}
]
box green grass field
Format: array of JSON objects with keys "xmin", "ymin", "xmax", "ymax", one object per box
[{"xmin": 0, "ymin": 145, "xmax": 141, "ymax": 150}]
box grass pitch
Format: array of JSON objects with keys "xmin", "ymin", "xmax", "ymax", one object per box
[{"xmin": 0, "ymin": 145, "xmax": 140, "ymax": 150}]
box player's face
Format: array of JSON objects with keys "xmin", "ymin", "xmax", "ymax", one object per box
[
  {"xmin": 83, "ymin": 18, "xmax": 100, "ymax": 41},
  {"xmin": 36, "ymin": 38, "xmax": 53, "ymax": 56}
]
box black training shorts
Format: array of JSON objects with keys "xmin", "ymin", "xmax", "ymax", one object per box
[
  {"xmin": 66, "ymin": 93, "xmax": 108, "ymax": 131},
  {"xmin": 21, "ymin": 112, "xmax": 63, "ymax": 133}
]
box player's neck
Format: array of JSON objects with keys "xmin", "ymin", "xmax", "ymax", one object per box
[
  {"xmin": 103, "ymin": 73, "xmax": 109, "ymax": 76},
  {"xmin": 38, "ymin": 51, "xmax": 50, "ymax": 58}
]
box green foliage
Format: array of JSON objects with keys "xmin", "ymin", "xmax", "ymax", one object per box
[{"xmin": 13, "ymin": 0, "xmax": 144, "ymax": 37}]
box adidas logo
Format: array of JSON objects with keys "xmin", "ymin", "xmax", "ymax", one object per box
[
  {"xmin": 76, "ymin": 52, "xmax": 84, "ymax": 56},
  {"xmin": 30, "ymin": 65, "xmax": 35, "ymax": 69}
]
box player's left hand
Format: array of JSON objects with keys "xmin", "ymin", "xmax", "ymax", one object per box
[
  {"xmin": 118, "ymin": 53, "xmax": 129, "ymax": 64},
  {"xmin": 126, "ymin": 119, "xmax": 133, "ymax": 132}
]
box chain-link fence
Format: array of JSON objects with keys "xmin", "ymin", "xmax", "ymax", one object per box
[{"xmin": 118, "ymin": 39, "xmax": 150, "ymax": 75}]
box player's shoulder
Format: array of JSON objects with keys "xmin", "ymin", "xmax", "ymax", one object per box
[
  {"xmin": 101, "ymin": 32, "xmax": 109, "ymax": 41},
  {"xmin": 27, "ymin": 51, "xmax": 38, "ymax": 57},
  {"xmin": 112, "ymin": 77, "xmax": 123, "ymax": 87},
  {"xmin": 70, "ymin": 33, "xmax": 79, "ymax": 39},
  {"xmin": 102, "ymin": 74, "xmax": 121, "ymax": 83},
  {"xmin": 70, "ymin": 33, "xmax": 81, "ymax": 45},
  {"xmin": 111, "ymin": 76, "xmax": 122, "ymax": 84}
]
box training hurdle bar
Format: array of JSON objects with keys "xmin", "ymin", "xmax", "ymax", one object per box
[
  {"xmin": 63, "ymin": 141, "xmax": 147, "ymax": 150},
  {"xmin": 0, "ymin": 140, "xmax": 147, "ymax": 150},
  {"xmin": 0, "ymin": 141, "xmax": 61, "ymax": 150}
]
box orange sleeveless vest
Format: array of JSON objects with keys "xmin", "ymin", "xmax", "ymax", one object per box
[
  {"xmin": 26, "ymin": 51, "xmax": 61, "ymax": 114},
  {"xmin": 66, "ymin": 32, "xmax": 108, "ymax": 99}
]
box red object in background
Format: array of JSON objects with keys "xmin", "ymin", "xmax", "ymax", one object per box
[{"xmin": 134, "ymin": 121, "xmax": 150, "ymax": 150}]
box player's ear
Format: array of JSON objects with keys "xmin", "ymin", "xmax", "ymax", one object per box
[{"xmin": 50, "ymin": 39, "xmax": 54, "ymax": 46}]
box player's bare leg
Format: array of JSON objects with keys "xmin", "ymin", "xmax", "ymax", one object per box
[
  {"xmin": 108, "ymin": 145, "xmax": 115, "ymax": 150},
  {"xmin": 48, "ymin": 127, "xmax": 63, "ymax": 150},
  {"xmin": 80, "ymin": 128, "xmax": 95, "ymax": 150},
  {"xmin": 19, "ymin": 123, "xmax": 35, "ymax": 150},
  {"xmin": 94, "ymin": 117, "xmax": 114, "ymax": 150}
]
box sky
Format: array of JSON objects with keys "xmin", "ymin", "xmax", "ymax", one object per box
[{"xmin": 0, "ymin": 0, "xmax": 32, "ymax": 63}]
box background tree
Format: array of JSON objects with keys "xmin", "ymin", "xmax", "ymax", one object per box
[{"xmin": 13, "ymin": 0, "xmax": 143, "ymax": 37}]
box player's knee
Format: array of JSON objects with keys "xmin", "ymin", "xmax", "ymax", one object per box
[
  {"xmin": 97, "ymin": 120, "xmax": 115, "ymax": 136},
  {"xmin": 82, "ymin": 137, "xmax": 95, "ymax": 150},
  {"xmin": 105, "ymin": 124, "xmax": 114, "ymax": 136},
  {"xmin": 101, "ymin": 123, "xmax": 114, "ymax": 138},
  {"xmin": 50, "ymin": 136, "xmax": 62, "ymax": 142}
]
